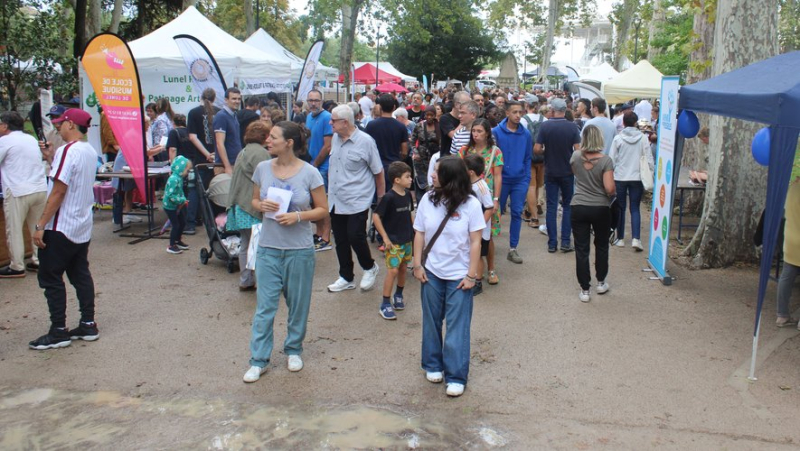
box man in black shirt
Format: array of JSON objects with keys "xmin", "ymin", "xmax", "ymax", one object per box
[
  {"xmin": 185, "ymin": 89, "xmax": 218, "ymax": 233},
  {"xmin": 365, "ymin": 94, "xmax": 409, "ymax": 185},
  {"xmin": 438, "ymin": 91, "xmax": 469, "ymax": 154},
  {"xmin": 237, "ymin": 96, "xmax": 260, "ymax": 147}
]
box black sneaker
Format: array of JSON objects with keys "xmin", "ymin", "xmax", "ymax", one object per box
[
  {"xmin": 548, "ymin": 246, "xmax": 557, "ymax": 253},
  {"xmin": 176, "ymin": 241, "xmax": 190, "ymax": 250},
  {"xmin": 561, "ymin": 245, "xmax": 574, "ymax": 253},
  {"xmin": 70, "ymin": 322, "xmax": 99, "ymax": 341},
  {"xmin": 29, "ymin": 328, "xmax": 71, "ymax": 350},
  {"xmin": 183, "ymin": 228, "xmax": 197, "ymax": 235},
  {"xmin": 26, "ymin": 262, "xmax": 39, "ymax": 272},
  {"xmin": 0, "ymin": 266, "xmax": 25, "ymax": 278},
  {"xmin": 473, "ymin": 281, "xmax": 483, "ymax": 296},
  {"xmin": 166, "ymin": 245, "xmax": 183, "ymax": 254}
]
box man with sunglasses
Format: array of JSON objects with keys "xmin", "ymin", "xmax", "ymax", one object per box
[{"xmin": 305, "ymin": 89, "xmax": 333, "ymax": 251}]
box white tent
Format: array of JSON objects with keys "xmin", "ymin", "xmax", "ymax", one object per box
[
  {"xmin": 581, "ymin": 62, "xmax": 619, "ymax": 83},
  {"xmin": 128, "ymin": 7, "xmax": 292, "ymax": 80},
  {"xmin": 603, "ymin": 60, "xmax": 664, "ymax": 103},
  {"xmin": 353, "ymin": 62, "xmax": 417, "ymax": 82},
  {"xmin": 245, "ymin": 29, "xmax": 338, "ymax": 82}
]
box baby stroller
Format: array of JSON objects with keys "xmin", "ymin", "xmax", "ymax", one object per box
[{"xmin": 194, "ymin": 164, "xmax": 240, "ymax": 273}]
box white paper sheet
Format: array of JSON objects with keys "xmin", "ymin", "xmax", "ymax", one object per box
[{"xmin": 263, "ymin": 187, "xmax": 292, "ymax": 220}]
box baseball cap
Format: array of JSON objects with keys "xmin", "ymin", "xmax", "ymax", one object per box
[
  {"xmin": 524, "ymin": 93, "xmax": 537, "ymax": 105},
  {"xmin": 620, "ymin": 103, "xmax": 633, "ymax": 111},
  {"xmin": 46, "ymin": 105, "xmax": 67, "ymax": 117},
  {"xmin": 51, "ymin": 108, "xmax": 92, "ymax": 127},
  {"xmin": 550, "ymin": 98, "xmax": 567, "ymax": 112}
]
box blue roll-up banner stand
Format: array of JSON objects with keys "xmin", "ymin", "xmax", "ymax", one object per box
[{"xmin": 646, "ymin": 76, "xmax": 681, "ymax": 285}]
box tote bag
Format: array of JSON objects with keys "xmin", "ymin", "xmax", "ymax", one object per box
[{"xmin": 640, "ymin": 139, "xmax": 654, "ymax": 192}]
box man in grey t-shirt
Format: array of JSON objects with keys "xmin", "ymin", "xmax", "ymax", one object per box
[{"xmin": 583, "ymin": 98, "xmax": 617, "ymax": 155}]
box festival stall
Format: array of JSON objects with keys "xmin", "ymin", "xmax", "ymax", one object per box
[
  {"xmin": 603, "ymin": 60, "xmax": 663, "ymax": 103},
  {"xmin": 245, "ymin": 28, "xmax": 338, "ymax": 83},
  {"xmin": 339, "ymin": 63, "xmax": 401, "ymax": 84},
  {"xmin": 676, "ymin": 51, "xmax": 800, "ymax": 380},
  {"xmin": 353, "ymin": 62, "xmax": 417, "ymax": 83},
  {"xmin": 580, "ymin": 62, "xmax": 619, "ymax": 84}
]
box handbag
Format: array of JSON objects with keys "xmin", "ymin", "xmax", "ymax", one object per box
[
  {"xmin": 421, "ymin": 213, "xmax": 452, "ymax": 268},
  {"xmin": 640, "ymin": 138, "xmax": 654, "ymax": 191}
]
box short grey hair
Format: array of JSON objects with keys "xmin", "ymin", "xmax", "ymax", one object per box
[
  {"xmin": 331, "ymin": 104, "xmax": 354, "ymax": 125},
  {"xmin": 453, "ymin": 91, "xmax": 470, "ymax": 105},
  {"xmin": 392, "ymin": 108, "xmax": 408, "ymax": 118},
  {"xmin": 347, "ymin": 102, "xmax": 361, "ymax": 118},
  {"xmin": 461, "ymin": 100, "xmax": 480, "ymax": 116}
]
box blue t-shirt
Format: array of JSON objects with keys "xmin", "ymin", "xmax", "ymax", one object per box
[
  {"xmin": 306, "ymin": 110, "xmax": 333, "ymax": 172},
  {"xmin": 536, "ymin": 118, "xmax": 581, "ymax": 178},
  {"xmin": 212, "ymin": 107, "xmax": 242, "ymax": 166}
]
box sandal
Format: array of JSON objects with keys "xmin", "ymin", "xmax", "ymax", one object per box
[{"xmin": 528, "ymin": 218, "xmax": 540, "ymax": 227}]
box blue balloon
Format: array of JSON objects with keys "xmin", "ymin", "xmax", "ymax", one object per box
[
  {"xmin": 751, "ymin": 127, "xmax": 771, "ymax": 166},
  {"xmin": 678, "ymin": 110, "xmax": 700, "ymax": 138}
]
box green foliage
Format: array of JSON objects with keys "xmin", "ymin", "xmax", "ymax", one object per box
[
  {"xmin": 205, "ymin": 0, "xmax": 304, "ymax": 53},
  {"xmin": 648, "ymin": 0, "xmax": 693, "ymax": 82},
  {"xmin": 300, "ymin": 36, "xmax": 378, "ymax": 69},
  {"xmin": 1, "ymin": 0, "xmax": 75, "ymax": 110},
  {"xmin": 383, "ymin": 0, "xmax": 501, "ymax": 81},
  {"xmin": 780, "ymin": 0, "xmax": 800, "ymax": 52}
]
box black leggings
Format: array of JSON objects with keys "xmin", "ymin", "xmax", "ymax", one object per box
[
  {"xmin": 165, "ymin": 207, "xmax": 186, "ymax": 246},
  {"xmin": 571, "ymin": 205, "xmax": 611, "ymax": 290}
]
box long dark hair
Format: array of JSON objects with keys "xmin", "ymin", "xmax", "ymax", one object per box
[
  {"xmin": 467, "ymin": 118, "xmax": 494, "ymax": 150},
  {"xmin": 201, "ymin": 88, "xmax": 216, "ymax": 126},
  {"xmin": 431, "ymin": 155, "xmax": 472, "ymax": 216}
]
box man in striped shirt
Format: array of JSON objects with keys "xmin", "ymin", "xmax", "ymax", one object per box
[
  {"xmin": 449, "ymin": 100, "xmax": 479, "ymax": 154},
  {"xmin": 29, "ymin": 108, "xmax": 99, "ymax": 350}
]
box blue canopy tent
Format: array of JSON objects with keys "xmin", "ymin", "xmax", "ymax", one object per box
[{"xmin": 678, "ymin": 51, "xmax": 800, "ymax": 380}]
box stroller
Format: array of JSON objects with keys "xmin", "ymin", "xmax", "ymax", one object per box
[{"xmin": 194, "ymin": 164, "xmax": 240, "ymax": 273}]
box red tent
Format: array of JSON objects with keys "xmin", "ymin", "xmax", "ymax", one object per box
[{"xmin": 338, "ymin": 63, "xmax": 401, "ymax": 84}]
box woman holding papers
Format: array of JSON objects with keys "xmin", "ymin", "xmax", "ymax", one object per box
[{"xmin": 243, "ymin": 121, "xmax": 329, "ymax": 383}]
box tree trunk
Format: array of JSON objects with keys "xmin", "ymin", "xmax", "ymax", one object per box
[
  {"xmin": 679, "ymin": 1, "xmax": 715, "ymax": 213},
  {"xmin": 682, "ymin": 0, "xmax": 779, "ymax": 268},
  {"xmin": 109, "ymin": 0, "xmax": 123, "ymax": 33},
  {"xmin": 245, "ymin": 0, "xmax": 255, "ymax": 36},
  {"xmin": 86, "ymin": 0, "xmax": 101, "ymax": 41},
  {"xmin": 539, "ymin": 0, "xmax": 558, "ymax": 84},
  {"xmin": 612, "ymin": 0, "xmax": 637, "ymax": 71},
  {"xmin": 73, "ymin": 0, "xmax": 87, "ymax": 59},
  {"xmin": 646, "ymin": 0, "xmax": 664, "ymax": 61},
  {"xmin": 339, "ymin": 0, "xmax": 363, "ymax": 98}
]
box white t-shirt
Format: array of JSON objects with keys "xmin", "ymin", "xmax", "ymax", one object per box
[
  {"xmin": 613, "ymin": 114, "xmax": 625, "ymax": 132},
  {"xmin": 359, "ymin": 96, "xmax": 374, "ymax": 121},
  {"xmin": 427, "ymin": 151, "xmax": 441, "ymax": 188},
  {"xmin": 471, "ymin": 179, "xmax": 494, "ymax": 241},
  {"xmin": 46, "ymin": 140, "xmax": 98, "ymax": 244},
  {"xmin": 0, "ymin": 130, "xmax": 47, "ymax": 197},
  {"xmin": 414, "ymin": 193, "xmax": 485, "ymax": 280},
  {"xmin": 634, "ymin": 100, "xmax": 652, "ymax": 123}
]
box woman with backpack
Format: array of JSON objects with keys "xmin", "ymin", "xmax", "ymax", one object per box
[
  {"xmin": 570, "ymin": 125, "xmax": 616, "ymax": 303},
  {"xmin": 412, "ymin": 156, "xmax": 485, "ymax": 397}
]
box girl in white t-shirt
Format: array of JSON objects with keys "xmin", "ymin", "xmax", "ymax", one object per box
[{"xmin": 412, "ymin": 156, "xmax": 485, "ymax": 398}]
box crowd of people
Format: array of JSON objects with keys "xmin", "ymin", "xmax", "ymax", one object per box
[{"xmin": 1, "ymin": 80, "xmax": 798, "ymax": 399}]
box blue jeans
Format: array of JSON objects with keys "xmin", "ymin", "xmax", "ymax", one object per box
[
  {"xmin": 499, "ymin": 178, "xmax": 529, "ymax": 249},
  {"xmin": 545, "ymin": 175, "xmax": 574, "ymax": 249},
  {"xmin": 615, "ymin": 180, "xmax": 644, "ymax": 240},
  {"xmin": 777, "ymin": 262, "xmax": 799, "ymax": 318},
  {"xmin": 420, "ymin": 270, "xmax": 474, "ymax": 385},
  {"xmin": 250, "ymin": 246, "xmax": 316, "ymax": 368}
]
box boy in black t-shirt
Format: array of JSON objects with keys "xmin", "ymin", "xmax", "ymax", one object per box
[{"xmin": 373, "ymin": 161, "xmax": 414, "ymax": 320}]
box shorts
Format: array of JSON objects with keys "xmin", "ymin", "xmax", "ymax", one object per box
[
  {"xmin": 531, "ymin": 163, "xmax": 544, "ymax": 188},
  {"xmin": 480, "ymin": 238, "xmax": 490, "ymax": 257},
  {"xmin": 385, "ymin": 242, "xmax": 413, "ymax": 269}
]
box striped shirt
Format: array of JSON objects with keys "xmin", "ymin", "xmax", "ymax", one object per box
[
  {"xmin": 449, "ymin": 126, "xmax": 471, "ymax": 154},
  {"xmin": 46, "ymin": 140, "xmax": 97, "ymax": 244}
]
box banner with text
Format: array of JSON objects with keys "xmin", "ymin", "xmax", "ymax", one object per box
[
  {"xmin": 296, "ymin": 40, "xmax": 324, "ymax": 102},
  {"xmin": 173, "ymin": 34, "xmax": 227, "ymax": 110},
  {"xmin": 237, "ymin": 78, "xmax": 293, "ymax": 95},
  {"xmin": 82, "ymin": 33, "xmax": 146, "ymax": 195},
  {"xmin": 647, "ymin": 76, "xmax": 680, "ymax": 281}
]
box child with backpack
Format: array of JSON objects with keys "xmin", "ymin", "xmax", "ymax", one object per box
[{"xmin": 373, "ymin": 161, "xmax": 415, "ymax": 320}]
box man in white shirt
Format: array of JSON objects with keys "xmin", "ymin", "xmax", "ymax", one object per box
[
  {"xmin": 359, "ymin": 90, "xmax": 376, "ymax": 125},
  {"xmin": 0, "ymin": 111, "xmax": 47, "ymax": 277},
  {"xmin": 634, "ymin": 99, "xmax": 653, "ymax": 124},
  {"xmin": 29, "ymin": 108, "xmax": 100, "ymax": 350}
]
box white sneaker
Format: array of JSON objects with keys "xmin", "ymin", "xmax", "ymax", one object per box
[
  {"xmin": 124, "ymin": 214, "xmax": 142, "ymax": 223},
  {"xmin": 121, "ymin": 215, "xmax": 132, "ymax": 225},
  {"xmin": 614, "ymin": 239, "xmax": 625, "ymax": 247},
  {"xmin": 579, "ymin": 290, "xmax": 591, "ymax": 303},
  {"xmin": 243, "ymin": 365, "xmax": 266, "ymax": 383},
  {"xmin": 538, "ymin": 224, "xmax": 547, "ymax": 235},
  {"xmin": 426, "ymin": 371, "xmax": 443, "ymax": 383},
  {"xmin": 287, "ymin": 355, "xmax": 303, "ymax": 372},
  {"xmin": 327, "ymin": 277, "xmax": 356, "ymax": 292},
  {"xmin": 446, "ymin": 383, "xmax": 465, "ymax": 397},
  {"xmin": 360, "ymin": 264, "xmax": 380, "ymax": 291},
  {"xmin": 596, "ymin": 281, "xmax": 609, "ymax": 295},
  {"xmin": 631, "ymin": 238, "xmax": 643, "ymax": 251}
]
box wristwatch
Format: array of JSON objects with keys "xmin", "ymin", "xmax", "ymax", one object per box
[
  {"xmin": 35, "ymin": 224, "xmax": 44, "ymax": 231},
  {"xmin": 493, "ymin": 197, "xmax": 499, "ymax": 201}
]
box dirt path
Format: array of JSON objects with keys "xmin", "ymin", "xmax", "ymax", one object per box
[{"xmin": 1, "ymin": 211, "xmax": 799, "ymax": 449}]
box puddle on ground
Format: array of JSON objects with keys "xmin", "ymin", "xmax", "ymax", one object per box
[{"xmin": 0, "ymin": 387, "xmax": 509, "ymax": 450}]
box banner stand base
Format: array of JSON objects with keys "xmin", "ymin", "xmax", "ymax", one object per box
[{"xmin": 643, "ymin": 266, "xmax": 673, "ymax": 286}]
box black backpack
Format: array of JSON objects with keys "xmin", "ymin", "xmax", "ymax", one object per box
[{"xmin": 524, "ymin": 114, "xmax": 545, "ymax": 164}]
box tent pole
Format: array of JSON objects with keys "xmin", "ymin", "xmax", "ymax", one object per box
[{"xmin": 748, "ymin": 319, "xmax": 761, "ymax": 381}]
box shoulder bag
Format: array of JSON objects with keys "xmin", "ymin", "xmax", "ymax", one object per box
[
  {"xmin": 639, "ymin": 136, "xmax": 654, "ymax": 192},
  {"xmin": 421, "ymin": 212, "xmax": 452, "ymax": 268}
]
